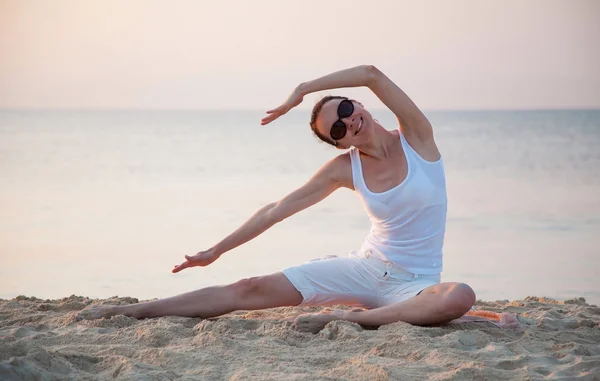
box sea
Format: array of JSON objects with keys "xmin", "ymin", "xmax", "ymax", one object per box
[{"xmin": 1, "ymin": 109, "xmax": 599, "ymax": 305}]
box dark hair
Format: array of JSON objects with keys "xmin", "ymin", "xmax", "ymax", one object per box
[{"xmin": 309, "ymin": 95, "xmax": 348, "ymax": 147}]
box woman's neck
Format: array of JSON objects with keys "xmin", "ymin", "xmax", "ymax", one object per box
[{"xmin": 356, "ymin": 123, "xmax": 398, "ymax": 160}]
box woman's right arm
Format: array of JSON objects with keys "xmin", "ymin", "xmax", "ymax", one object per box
[{"xmin": 172, "ymin": 154, "xmax": 351, "ymax": 273}]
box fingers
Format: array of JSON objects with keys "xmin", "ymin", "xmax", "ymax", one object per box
[
  {"xmin": 261, "ymin": 112, "xmax": 281, "ymax": 125},
  {"xmin": 260, "ymin": 117, "xmax": 274, "ymax": 126},
  {"xmin": 266, "ymin": 105, "xmax": 286, "ymax": 114},
  {"xmin": 172, "ymin": 261, "xmax": 189, "ymax": 273},
  {"xmin": 261, "ymin": 105, "xmax": 289, "ymax": 125},
  {"xmin": 172, "ymin": 253, "xmax": 207, "ymax": 273},
  {"xmin": 172, "ymin": 255, "xmax": 196, "ymax": 273}
]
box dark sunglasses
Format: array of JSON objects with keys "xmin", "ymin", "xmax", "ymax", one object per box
[{"xmin": 330, "ymin": 99, "xmax": 354, "ymax": 141}]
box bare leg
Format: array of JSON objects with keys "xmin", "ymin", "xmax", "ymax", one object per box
[
  {"xmin": 302, "ymin": 282, "xmax": 476, "ymax": 328},
  {"xmin": 78, "ymin": 272, "xmax": 303, "ymax": 320}
]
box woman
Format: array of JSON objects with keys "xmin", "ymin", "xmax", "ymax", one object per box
[{"xmin": 79, "ymin": 65, "xmax": 478, "ymax": 327}]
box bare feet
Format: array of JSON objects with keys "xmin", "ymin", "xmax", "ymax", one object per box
[
  {"xmin": 77, "ymin": 305, "xmax": 120, "ymax": 321},
  {"xmin": 293, "ymin": 310, "xmax": 347, "ymax": 333},
  {"xmin": 498, "ymin": 312, "xmax": 522, "ymax": 329},
  {"xmin": 453, "ymin": 310, "xmax": 522, "ymax": 329}
]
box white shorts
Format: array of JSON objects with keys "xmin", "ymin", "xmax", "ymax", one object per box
[{"xmin": 282, "ymin": 250, "xmax": 441, "ymax": 309}]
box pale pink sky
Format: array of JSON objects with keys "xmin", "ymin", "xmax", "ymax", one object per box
[{"xmin": 1, "ymin": 0, "xmax": 599, "ymax": 110}]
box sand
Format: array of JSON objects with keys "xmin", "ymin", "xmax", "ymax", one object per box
[{"xmin": 1, "ymin": 296, "xmax": 598, "ymax": 381}]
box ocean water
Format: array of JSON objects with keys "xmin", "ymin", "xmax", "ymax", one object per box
[{"xmin": 1, "ymin": 109, "xmax": 599, "ymax": 305}]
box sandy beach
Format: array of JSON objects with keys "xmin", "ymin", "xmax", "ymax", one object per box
[{"xmin": 0, "ymin": 295, "xmax": 598, "ymax": 380}]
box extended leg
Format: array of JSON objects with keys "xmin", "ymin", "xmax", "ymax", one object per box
[{"xmin": 78, "ymin": 272, "xmax": 303, "ymax": 320}]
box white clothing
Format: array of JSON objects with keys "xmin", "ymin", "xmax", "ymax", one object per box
[
  {"xmin": 282, "ymin": 131, "xmax": 447, "ymax": 306},
  {"xmin": 349, "ymin": 132, "xmax": 447, "ymax": 274},
  {"xmin": 282, "ymin": 250, "xmax": 440, "ymax": 308}
]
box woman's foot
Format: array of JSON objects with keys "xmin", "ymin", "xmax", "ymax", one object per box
[
  {"xmin": 292, "ymin": 309, "xmax": 347, "ymax": 333},
  {"xmin": 454, "ymin": 310, "xmax": 522, "ymax": 329},
  {"xmin": 497, "ymin": 312, "xmax": 521, "ymax": 329},
  {"xmin": 77, "ymin": 305, "xmax": 120, "ymax": 321}
]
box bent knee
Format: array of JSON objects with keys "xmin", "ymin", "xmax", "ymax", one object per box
[
  {"xmin": 456, "ymin": 283, "xmax": 476, "ymax": 306},
  {"xmin": 444, "ymin": 283, "xmax": 476, "ymax": 316}
]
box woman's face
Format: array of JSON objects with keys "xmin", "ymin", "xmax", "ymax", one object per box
[{"xmin": 316, "ymin": 99, "xmax": 372, "ymax": 149}]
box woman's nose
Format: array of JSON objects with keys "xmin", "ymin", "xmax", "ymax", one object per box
[{"xmin": 343, "ymin": 116, "xmax": 355, "ymax": 130}]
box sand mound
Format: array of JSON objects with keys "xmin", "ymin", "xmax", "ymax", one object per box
[{"xmin": 1, "ymin": 295, "xmax": 598, "ymax": 380}]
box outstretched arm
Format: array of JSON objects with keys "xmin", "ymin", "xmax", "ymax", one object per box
[
  {"xmin": 262, "ymin": 65, "xmax": 432, "ymax": 142},
  {"xmin": 173, "ymin": 155, "xmax": 349, "ymax": 273},
  {"xmin": 363, "ymin": 65, "xmax": 433, "ymax": 142},
  {"xmin": 261, "ymin": 66, "xmax": 371, "ymax": 126}
]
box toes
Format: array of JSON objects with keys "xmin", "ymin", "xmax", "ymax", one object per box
[
  {"xmin": 500, "ymin": 312, "xmax": 522, "ymax": 329},
  {"xmin": 292, "ymin": 314, "xmax": 343, "ymax": 334},
  {"xmin": 76, "ymin": 310, "xmax": 95, "ymax": 321},
  {"xmin": 76, "ymin": 307, "xmax": 112, "ymax": 321},
  {"xmin": 293, "ymin": 315, "xmax": 326, "ymax": 334}
]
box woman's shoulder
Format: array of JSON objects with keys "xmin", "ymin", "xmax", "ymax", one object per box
[
  {"xmin": 325, "ymin": 152, "xmax": 353, "ymax": 189},
  {"xmin": 400, "ymin": 128, "xmax": 441, "ymax": 163}
]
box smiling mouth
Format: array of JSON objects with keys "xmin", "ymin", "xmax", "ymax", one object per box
[{"xmin": 354, "ymin": 117, "xmax": 363, "ymax": 136}]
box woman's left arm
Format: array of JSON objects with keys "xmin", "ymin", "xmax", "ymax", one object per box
[
  {"xmin": 297, "ymin": 65, "xmax": 432, "ymax": 141},
  {"xmin": 263, "ymin": 65, "xmax": 433, "ymax": 142},
  {"xmin": 361, "ymin": 65, "xmax": 433, "ymax": 142}
]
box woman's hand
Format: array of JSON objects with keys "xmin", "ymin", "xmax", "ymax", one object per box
[
  {"xmin": 261, "ymin": 86, "xmax": 304, "ymax": 125},
  {"xmin": 172, "ymin": 249, "xmax": 221, "ymax": 273}
]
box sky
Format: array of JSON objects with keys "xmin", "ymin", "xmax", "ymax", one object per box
[{"xmin": 1, "ymin": 0, "xmax": 599, "ymax": 110}]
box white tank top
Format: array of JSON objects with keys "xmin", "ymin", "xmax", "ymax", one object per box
[{"xmin": 349, "ymin": 132, "xmax": 447, "ymax": 274}]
